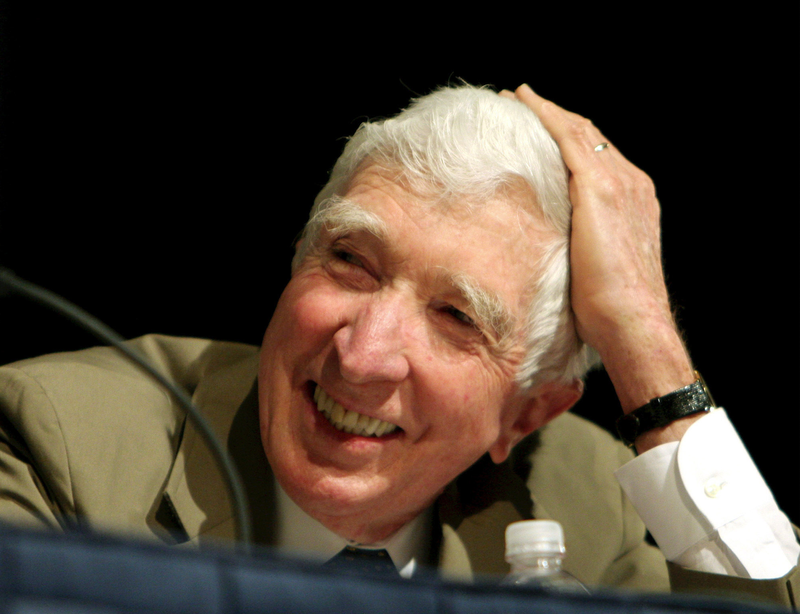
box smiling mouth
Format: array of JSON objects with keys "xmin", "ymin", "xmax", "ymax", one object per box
[{"xmin": 313, "ymin": 384, "xmax": 400, "ymax": 437}]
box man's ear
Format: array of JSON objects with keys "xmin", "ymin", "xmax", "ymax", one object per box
[{"xmin": 489, "ymin": 379, "xmax": 584, "ymax": 464}]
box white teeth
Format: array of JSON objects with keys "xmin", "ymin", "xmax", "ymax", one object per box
[
  {"xmin": 354, "ymin": 414, "xmax": 371, "ymax": 435},
  {"xmin": 363, "ymin": 416, "xmax": 382, "ymax": 436},
  {"xmin": 374, "ymin": 421, "xmax": 395, "ymax": 437},
  {"xmin": 330, "ymin": 403, "xmax": 345, "ymax": 424},
  {"xmin": 314, "ymin": 385, "xmax": 399, "ymax": 437},
  {"xmin": 341, "ymin": 409, "xmax": 359, "ymax": 429}
]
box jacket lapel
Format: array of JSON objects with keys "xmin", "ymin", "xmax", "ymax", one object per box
[
  {"xmin": 436, "ymin": 452, "xmax": 539, "ymax": 581},
  {"xmin": 159, "ymin": 353, "xmax": 277, "ymax": 548}
]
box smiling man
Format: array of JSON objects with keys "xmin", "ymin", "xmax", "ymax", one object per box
[
  {"xmin": 0, "ymin": 84, "xmax": 797, "ymax": 605},
  {"xmin": 257, "ymin": 87, "xmax": 589, "ymax": 551},
  {"xmin": 259, "ymin": 165, "xmax": 579, "ymax": 546}
]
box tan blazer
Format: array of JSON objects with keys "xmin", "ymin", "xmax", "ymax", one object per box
[{"xmin": 0, "ymin": 335, "xmax": 797, "ymax": 608}]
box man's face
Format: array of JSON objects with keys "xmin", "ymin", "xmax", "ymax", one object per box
[{"xmin": 258, "ymin": 165, "xmax": 569, "ymax": 543}]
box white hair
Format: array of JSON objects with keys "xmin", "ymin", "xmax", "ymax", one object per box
[{"xmin": 298, "ymin": 84, "xmax": 600, "ymax": 390}]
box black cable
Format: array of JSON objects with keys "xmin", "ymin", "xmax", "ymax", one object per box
[{"xmin": 0, "ymin": 267, "xmax": 253, "ymax": 552}]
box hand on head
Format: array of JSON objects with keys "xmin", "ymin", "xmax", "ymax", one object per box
[{"xmin": 502, "ymin": 84, "xmax": 697, "ymax": 450}]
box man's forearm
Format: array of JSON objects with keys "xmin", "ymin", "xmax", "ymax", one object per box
[{"xmin": 592, "ymin": 313, "xmax": 699, "ymax": 454}]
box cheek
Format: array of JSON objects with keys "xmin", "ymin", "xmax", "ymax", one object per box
[
  {"xmin": 427, "ymin": 366, "xmax": 507, "ymax": 441},
  {"xmin": 258, "ymin": 284, "xmax": 338, "ymax": 396},
  {"xmin": 265, "ymin": 276, "xmax": 344, "ymax": 343},
  {"xmin": 289, "ymin": 283, "xmax": 350, "ymax": 343},
  {"xmin": 293, "ymin": 291, "xmax": 334, "ymax": 330}
]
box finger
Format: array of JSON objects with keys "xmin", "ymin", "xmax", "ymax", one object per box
[
  {"xmin": 514, "ymin": 84, "xmax": 617, "ymax": 173},
  {"xmin": 498, "ymin": 89, "xmax": 517, "ymax": 100},
  {"xmin": 514, "ymin": 84, "xmax": 587, "ymax": 126},
  {"xmin": 515, "ymin": 84, "xmax": 610, "ymax": 156}
]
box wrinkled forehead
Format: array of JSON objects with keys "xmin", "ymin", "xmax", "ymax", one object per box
[
  {"xmin": 338, "ymin": 163, "xmax": 550, "ymax": 233},
  {"xmin": 349, "ymin": 161, "xmax": 546, "ymax": 221}
]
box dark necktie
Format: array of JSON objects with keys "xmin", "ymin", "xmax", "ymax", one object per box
[{"xmin": 323, "ymin": 546, "xmax": 399, "ymax": 576}]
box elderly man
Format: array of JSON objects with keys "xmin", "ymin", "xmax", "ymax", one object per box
[{"xmin": 0, "ymin": 84, "xmax": 797, "ymax": 605}]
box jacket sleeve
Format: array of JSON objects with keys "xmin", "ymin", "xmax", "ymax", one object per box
[
  {"xmin": 0, "ymin": 365, "xmax": 71, "ymax": 531},
  {"xmin": 0, "ymin": 335, "xmax": 207, "ymax": 534},
  {"xmin": 0, "ymin": 335, "xmax": 258, "ymax": 537},
  {"xmin": 668, "ymin": 558, "xmax": 799, "ymax": 610}
]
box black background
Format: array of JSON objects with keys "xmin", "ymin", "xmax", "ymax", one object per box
[{"xmin": 1, "ymin": 5, "xmax": 798, "ymax": 525}]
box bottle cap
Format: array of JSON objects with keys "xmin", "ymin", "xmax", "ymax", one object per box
[{"xmin": 505, "ymin": 520, "xmax": 566, "ymax": 558}]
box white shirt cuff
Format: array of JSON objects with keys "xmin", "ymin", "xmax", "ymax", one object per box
[{"xmin": 615, "ymin": 409, "xmax": 799, "ymax": 579}]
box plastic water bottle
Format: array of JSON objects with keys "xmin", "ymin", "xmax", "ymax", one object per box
[{"xmin": 503, "ymin": 520, "xmax": 589, "ymax": 593}]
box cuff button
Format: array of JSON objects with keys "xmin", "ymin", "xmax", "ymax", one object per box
[{"xmin": 704, "ymin": 478, "xmax": 727, "ymax": 498}]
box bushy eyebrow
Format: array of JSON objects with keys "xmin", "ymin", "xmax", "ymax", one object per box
[
  {"xmin": 446, "ymin": 272, "xmax": 515, "ymax": 345},
  {"xmin": 310, "ymin": 196, "xmax": 388, "ymax": 241},
  {"xmin": 294, "ymin": 196, "xmax": 388, "ymax": 272}
]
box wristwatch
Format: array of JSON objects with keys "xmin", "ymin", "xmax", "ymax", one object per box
[{"xmin": 615, "ymin": 371, "xmax": 716, "ymax": 447}]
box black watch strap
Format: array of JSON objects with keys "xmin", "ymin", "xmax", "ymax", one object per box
[{"xmin": 615, "ymin": 372, "xmax": 715, "ymax": 447}]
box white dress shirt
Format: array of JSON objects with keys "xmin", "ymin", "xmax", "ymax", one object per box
[{"xmin": 615, "ymin": 409, "xmax": 799, "ymax": 579}]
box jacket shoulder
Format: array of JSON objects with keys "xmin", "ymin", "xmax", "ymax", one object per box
[
  {"xmin": 6, "ymin": 334, "xmax": 257, "ymax": 391},
  {"xmin": 0, "ymin": 335, "xmax": 259, "ymax": 535},
  {"xmin": 513, "ymin": 412, "xmax": 669, "ymax": 590}
]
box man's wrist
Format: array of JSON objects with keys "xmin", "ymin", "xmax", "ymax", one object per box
[
  {"xmin": 590, "ymin": 314, "xmax": 701, "ymax": 452},
  {"xmin": 598, "ymin": 322, "xmax": 695, "ymax": 411}
]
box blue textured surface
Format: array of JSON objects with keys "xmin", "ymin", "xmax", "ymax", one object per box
[{"xmin": 0, "ymin": 523, "xmax": 787, "ymax": 614}]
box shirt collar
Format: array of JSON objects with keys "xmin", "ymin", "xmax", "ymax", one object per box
[{"xmin": 273, "ymin": 475, "xmax": 431, "ymax": 578}]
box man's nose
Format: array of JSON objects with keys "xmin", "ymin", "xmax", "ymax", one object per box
[{"xmin": 333, "ymin": 293, "xmax": 412, "ymax": 384}]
